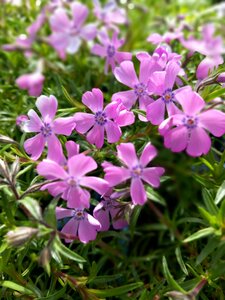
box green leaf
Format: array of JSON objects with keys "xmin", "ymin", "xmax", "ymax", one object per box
[
  {"xmin": 202, "ymin": 188, "xmax": 218, "ymax": 215},
  {"xmin": 88, "ymin": 282, "xmax": 143, "ymax": 297},
  {"xmin": 205, "ymin": 87, "xmax": 225, "ymax": 101},
  {"xmin": 183, "ymin": 227, "xmax": 215, "ymax": 243},
  {"xmin": 196, "ymin": 236, "xmax": 219, "ymax": 266},
  {"xmin": 175, "ymin": 247, "xmax": 188, "ymax": 275},
  {"xmin": 18, "ymin": 197, "xmax": 43, "ymax": 221},
  {"xmin": 44, "ymin": 196, "xmax": 60, "ymax": 228},
  {"xmin": 162, "ymin": 256, "xmax": 186, "ymax": 293},
  {"xmin": 1, "ymin": 281, "xmax": 34, "ymax": 296},
  {"xmin": 198, "ymin": 207, "xmax": 219, "ymax": 227},
  {"xmin": 36, "ymin": 285, "xmax": 67, "ymax": 300},
  {"xmin": 61, "ymin": 85, "xmax": 84, "ymax": 109},
  {"xmin": 54, "ymin": 236, "xmax": 86, "ymax": 263},
  {"xmin": 146, "ymin": 186, "xmax": 166, "ymax": 206},
  {"xmin": 215, "ymin": 180, "xmax": 225, "ymax": 205}
]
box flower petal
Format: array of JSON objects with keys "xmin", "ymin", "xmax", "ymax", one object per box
[
  {"xmin": 142, "ymin": 167, "xmax": 165, "ymax": 188},
  {"xmin": 91, "ymin": 44, "xmax": 106, "ymax": 57},
  {"xmin": 64, "ymin": 186, "xmax": 90, "ymax": 209},
  {"xmin": 24, "ymin": 133, "xmax": 45, "ymax": 160},
  {"xmin": 111, "ymin": 90, "xmax": 137, "ymax": 110},
  {"xmin": 164, "ymin": 126, "xmax": 188, "ymax": 152},
  {"xmin": 175, "ymin": 89, "xmax": 205, "ymax": 115},
  {"xmin": 24, "ymin": 109, "xmax": 42, "ymax": 132},
  {"xmin": 37, "ymin": 159, "xmax": 68, "ymax": 179},
  {"xmin": 65, "ymin": 141, "xmax": 80, "ymax": 157},
  {"xmin": 146, "ymin": 98, "xmax": 165, "ymax": 125},
  {"xmin": 93, "ymin": 203, "xmax": 110, "ymax": 231},
  {"xmin": 117, "ymin": 143, "xmax": 138, "ymax": 168},
  {"xmin": 164, "ymin": 61, "xmax": 181, "ymax": 90},
  {"xmin": 74, "ymin": 112, "xmax": 95, "ymax": 134},
  {"xmin": 130, "ymin": 178, "xmax": 146, "ymax": 205},
  {"xmin": 140, "ymin": 143, "xmax": 157, "ymax": 167},
  {"xmin": 82, "ymin": 88, "xmax": 104, "ymax": 113},
  {"xmin": 78, "ymin": 216, "xmax": 100, "ymax": 243},
  {"xmin": 198, "ymin": 109, "xmax": 225, "ymax": 137},
  {"xmin": 114, "ymin": 61, "xmax": 139, "ymax": 88},
  {"xmin": 104, "ymin": 166, "xmax": 130, "ymax": 186},
  {"xmin": 36, "ymin": 95, "xmax": 58, "ymax": 122},
  {"xmin": 53, "ymin": 117, "xmax": 75, "ymax": 135},
  {"xmin": 61, "ymin": 218, "xmax": 79, "ymax": 243},
  {"xmin": 71, "ymin": 2, "xmax": 88, "ymax": 28},
  {"xmin": 79, "ymin": 176, "xmax": 109, "ymax": 195},
  {"xmin": 186, "ymin": 127, "xmax": 211, "ymax": 157},
  {"xmin": 105, "ymin": 120, "xmax": 121, "ymax": 143},
  {"xmin": 56, "ymin": 207, "xmax": 74, "ymax": 219},
  {"xmin": 86, "ymin": 124, "xmax": 105, "ymax": 148},
  {"xmin": 68, "ymin": 153, "xmax": 97, "ymax": 178}
]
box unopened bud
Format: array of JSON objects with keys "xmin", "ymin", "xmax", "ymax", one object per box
[
  {"xmin": 6, "ymin": 227, "xmax": 38, "ymax": 247},
  {"xmin": 217, "ymin": 73, "xmax": 225, "ymax": 83}
]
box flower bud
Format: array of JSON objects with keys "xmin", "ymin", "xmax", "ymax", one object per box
[
  {"xmin": 6, "ymin": 227, "xmax": 39, "ymax": 247},
  {"xmin": 217, "ymin": 72, "xmax": 225, "ymax": 83}
]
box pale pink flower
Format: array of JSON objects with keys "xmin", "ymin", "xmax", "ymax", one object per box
[
  {"xmin": 23, "ymin": 95, "xmax": 75, "ymax": 160},
  {"xmin": 56, "ymin": 207, "xmax": 101, "ymax": 243},
  {"xmin": 48, "ymin": 2, "xmax": 96, "ymax": 59},
  {"xmin": 16, "ymin": 72, "xmax": 45, "ymax": 97},
  {"xmin": 159, "ymin": 89, "xmax": 225, "ymax": 157},
  {"xmin": 91, "ymin": 30, "xmax": 132, "ymax": 74},
  {"xmin": 37, "ymin": 153, "xmax": 109, "ymax": 208},
  {"xmin": 74, "ymin": 88, "xmax": 134, "ymax": 149},
  {"xmin": 103, "ymin": 143, "xmax": 165, "ymax": 205}
]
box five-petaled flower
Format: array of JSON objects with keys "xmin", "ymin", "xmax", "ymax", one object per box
[{"xmin": 102, "ymin": 142, "xmax": 165, "ymax": 205}]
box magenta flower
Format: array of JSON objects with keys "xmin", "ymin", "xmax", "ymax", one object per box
[
  {"xmin": 91, "ymin": 30, "xmax": 132, "ymax": 74},
  {"xmin": 146, "ymin": 61, "xmax": 184, "ymax": 125},
  {"xmin": 37, "ymin": 153, "xmax": 109, "ymax": 209},
  {"xmin": 103, "ymin": 143, "xmax": 165, "ymax": 205},
  {"xmin": 93, "ymin": 188, "xmax": 128, "ymax": 231},
  {"xmin": 113, "ymin": 58, "xmax": 160, "ymax": 111},
  {"xmin": 181, "ymin": 24, "xmax": 224, "ymax": 79},
  {"xmin": 159, "ymin": 89, "xmax": 225, "ymax": 157},
  {"xmin": 56, "ymin": 207, "xmax": 101, "ymax": 243},
  {"xmin": 23, "ymin": 95, "xmax": 75, "ymax": 160},
  {"xmin": 16, "ymin": 72, "xmax": 45, "ymax": 97},
  {"xmin": 74, "ymin": 88, "xmax": 134, "ymax": 148},
  {"xmin": 48, "ymin": 3, "xmax": 96, "ymax": 59}
]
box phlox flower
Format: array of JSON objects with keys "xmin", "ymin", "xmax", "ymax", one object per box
[
  {"xmin": 93, "ymin": 0, "xmax": 127, "ymax": 30},
  {"xmin": 37, "ymin": 153, "xmax": 109, "ymax": 208},
  {"xmin": 91, "ymin": 30, "xmax": 132, "ymax": 74},
  {"xmin": 23, "ymin": 95, "xmax": 75, "ymax": 160},
  {"xmin": 103, "ymin": 143, "xmax": 165, "ymax": 205},
  {"xmin": 56, "ymin": 207, "xmax": 101, "ymax": 243},
  {"xmin": 16, "ymin": 72, "xmax": 45, "ymax": 97},
  {"xmin": 146, "ymin": 61, "xmax": 183, "ymax": 125},
  {"xmin": 159, "ymin": 89, "xmax": 225, "ymax": 157},
  {"xmin": 181, "ymin": 24, "xmax": 224, "ymax": 79},
  {"xmin": 93, "ymin": 188, "xmax": 128, "ymax": 231},
  {"xmin": 74, "ymin": 88, "xmax": 134, "ymax": 149},
  {"xmin": 48, "ymin": 2, "xmax": 96, "ymax": 59},
  {"xmin": 112, "ymin": 57, "xmax": 160, "ymax": 111},
  {"xmin": 16, "ymin": 115, "xmax": 28, "ymax": 131}
]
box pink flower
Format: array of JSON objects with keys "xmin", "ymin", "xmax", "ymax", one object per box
[
  {"xmin": 93, "ymin": 0, "xmax": 127, "ymax": 29},
  {"xmin": 146, "ymin": 61, "xmax": 182, "ymax": 125},
  {"xmin": 16, "ymin": 72, "xmax": 45, "ymax": 97},
  {"xmin": 103, "ymin": 143, "xmax": 165, "ymax": 205},
  {"xmin": 91, "ymin": 30, "xmax": 132, "ymax": 74},
  {"xmin": 93, "ymin": 188, "xmax": 128, "ymax": 231},
  {"xmin": 37, "ymin": 153, "xmax": 109, "ymax": 208},
  {"xmin": 159, "ymin": 89, "xmax": 225, "ymax": 157},
  {"xmin": 23, "ymin": 95, "xmax": 75, "ymax": 160},
  {"xmin": 74, "ymin": 88, "xmax": 134, "ymax": 148},
  {"xmin": 56, "ymin": 207, "xmax": 101, "ymax": 243},
  {"xmin": 16, "ymin": 114, "xmax": 28, "ymax": 131},
  {"xmin": 48, "ymin": 3, "xmax": 96, "ymax": 59},
  {"xmin": 113, "ymin": 57, "xmax": 160, "ymax": 111},
  {"xmin": 147, "ymin": 31, "xmax": 183, "ymax": 45},
  {"xmin": 181, "ymin": 24, "xmax": 224, "ymax": 79}
]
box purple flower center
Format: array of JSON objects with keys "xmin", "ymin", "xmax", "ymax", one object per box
[
  {"xmin": 131, "ymin": 164, "xmax": 143, "ymax": 178},
  {"xmin": 183, "ymin": 115, "xmax": 198, "ymax": 129},
  {"xmin": 73, "ymin": 209, "xmax": 85, "ymax": 220},
  {"xmin": 40, "ymin": 123, "xmax": 52, "ymax": 137},
  {"xmin": 67, "ymin": 176, "xmax": 78, "ymax": 187},
  {"xmin": 162, "ymin": 88, "xmax": 175, "ymax": 103},
  {"xmin": 134, "ymin": 83, "xmax": 147, "ymax": 97},
  {"xmin": 95, "ymin": 111, "xmax": 107, "ymax": 126},
  {"xmin": 103, "ymin": 197, "xmax": 114, "ymax": 209},
  {"xmin": 107, "ymin": 45, "xmax": 116, "ymax": 57}
]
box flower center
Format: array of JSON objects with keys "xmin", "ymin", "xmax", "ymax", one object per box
[
  {"xmin": 73, "ymin": 209, "xmax": 85, "ymax": 220},
  {"xmin": 162, "ymin": 88, "xmax": 174, "ymax": 103},
  {"xmin": 107, "ymin": 45, "xmax": 115, "ymax": 57},
  {"xmin": 67, "ymin": 176, "xmax": 78, "ymax": 187},
  {"xmin": 40, "ymin": 123, "xmax": 52, "ymax": 137},
  {"xmin": 131, "ymin": 164, "xmax": 143, "ymax": 178},
  {"xmin": 95, "ymin": 111, "xmax": 107, "ymax": 126},
  {"xmin": 183, "ymin": 115, "xmax": 198, "ymax": 129},
  {"xmin": 134, "ymin": 83, "xmax": 147, "ymax": 97}
]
